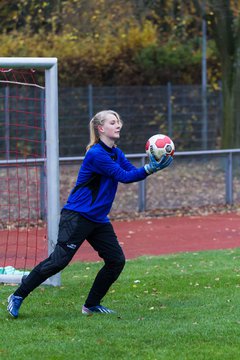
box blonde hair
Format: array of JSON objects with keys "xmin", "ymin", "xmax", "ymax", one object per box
[{"xmin": 86, "ymin": 110, "xmax": 122, "ymax": 151}]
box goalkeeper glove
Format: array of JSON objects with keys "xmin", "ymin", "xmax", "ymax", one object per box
[{"xmin": 144, "ymin": 154, "xmax": 173, "ymax": 174}]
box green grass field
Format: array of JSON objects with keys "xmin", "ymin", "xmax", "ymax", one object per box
[{"xmin": 0, "ymin": 248, "xmax": 239, "ymax": 360}]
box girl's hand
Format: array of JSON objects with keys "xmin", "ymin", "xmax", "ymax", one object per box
[{"xmin": 144, "ymin": 154, "xmax": 173, "ymax": 174}]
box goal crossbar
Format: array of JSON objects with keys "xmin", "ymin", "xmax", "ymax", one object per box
[
  {"xmin": 0, "ymin": 57, "xmax": 57, "ymax": 69},
  {"xmin": 0, "ymin": 57, "xmax": 60, "ymax": 286}
]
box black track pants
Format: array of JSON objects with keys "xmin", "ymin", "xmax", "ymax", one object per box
[{"xmin": 14, "ymin": 209, "xmax": 125, "ymax": 306}]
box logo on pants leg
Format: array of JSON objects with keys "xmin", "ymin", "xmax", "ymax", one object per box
[{"xmin": 67, "ymin": 244, "xmax": 77, "ymax": 250}]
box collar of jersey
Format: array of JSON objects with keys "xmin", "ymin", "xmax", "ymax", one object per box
[{"xmin": 98, "ymin": 140, "xmax": 115, "ymax": 153}]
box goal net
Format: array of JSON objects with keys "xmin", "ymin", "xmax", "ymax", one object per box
[{"xmin": 0, "ymin": 58, "xmax": 60, "ymax": 286}]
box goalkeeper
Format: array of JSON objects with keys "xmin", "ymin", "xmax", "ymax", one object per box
[{"xmin": 7, "ymin": 109, "xmax": 173, "ymax": 318}]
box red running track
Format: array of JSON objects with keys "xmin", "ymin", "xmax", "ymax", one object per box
[
  {"xmin": 0, "ymin": 213, "xmax": 239, "ymax": 268},
  {"xmin": 76, "ymin": 212, "xmax": 240, "ymax": 262}
]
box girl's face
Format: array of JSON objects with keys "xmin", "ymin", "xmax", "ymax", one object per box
[{"xmin": 98, "ymin": 113, "xmax": 122, "ymax": 141}]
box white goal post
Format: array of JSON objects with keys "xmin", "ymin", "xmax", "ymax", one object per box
[{"xmin": 0, "ymin": 57, "xmax": 60, "ymax": 286}]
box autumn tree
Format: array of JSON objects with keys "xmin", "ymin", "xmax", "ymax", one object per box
[
  {"xmin": 191, "ymin": 0, "xmax": 240, "ymax": 148},
  {"xmin": 0, "ymin": 0, "xmax": 63, "ymax": 33},
  {"xmin": 141, "ymin": 0, "xmax": 240, "ymax": 148}
]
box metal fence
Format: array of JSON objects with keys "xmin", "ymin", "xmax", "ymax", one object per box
[
  {"xmin": 0, "ymin": 149, "xmax": 239, "ymax": 223},
  {"xmin": 2, "ymin": 81, "xmax": 239, "ymax": 220},
  {"xmin": 59, "ymin": 84, "xmax": 222, "ymax": 157},
  {"xmin": 0, "ymin": 83, "xmax": 223, "ymax": 160},
  {"xmin": 59, "ymin": 149, "xmax": 240, "ymax": 218}
]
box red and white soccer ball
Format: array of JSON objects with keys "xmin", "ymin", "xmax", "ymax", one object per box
[{"xmin": 145, "ymin": 134, "xmax": 175, "ymax": 161}]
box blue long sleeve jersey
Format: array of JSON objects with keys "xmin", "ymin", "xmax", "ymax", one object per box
[{"xmin": 63, "ymin": 140, "xmax": 148, "ymax": 223}]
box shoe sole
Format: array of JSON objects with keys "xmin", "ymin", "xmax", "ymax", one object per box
[{"xmin": 82, "ymin": 310, "xmax": 93, "ymax": 316}]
